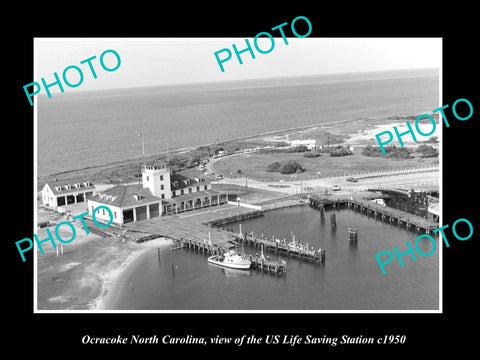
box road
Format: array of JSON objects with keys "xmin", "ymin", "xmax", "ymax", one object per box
[{"xmin": 216, "ymin": 170, "xmax": 439, "ymax": 196}]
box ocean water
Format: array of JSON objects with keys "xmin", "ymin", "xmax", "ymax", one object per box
[
  {"xmin": 105, "ymin": 206, "xmax": 439, "ymax": 310},
  {"xmin": 37, "ymin": 68, "xmax": 439, "ymax": 177}
]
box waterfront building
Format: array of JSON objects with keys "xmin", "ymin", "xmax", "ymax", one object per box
[
  {"xmin": 290, "ymin": 139, "xmax": 316, "ymax": 150},
  {"xmin": 87, "ymin": 184, "xmax": 162, "ymax": 225},
  {"xmin": 41, "ymin": 180, "xmax": 95, "ymax": 209},
  {"xmin": 85, "ymin": 161, "xmax": 229, "ymax": 224}
]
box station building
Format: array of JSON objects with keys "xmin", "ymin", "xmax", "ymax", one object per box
[
  {"xmin": 87, "ymin": 183, "xmax": 163, "ymax": 225},
  {"xmin": 41, "ymin": 180, "xmax": 95, "ymax": 209},
  {"xmin": 86, "ymin": 161, "xmax": 233, "ymax": 225}
]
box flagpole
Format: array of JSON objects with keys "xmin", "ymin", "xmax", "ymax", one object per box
[{"xmin": 139, "ymin": 130, "xmax": 145, "ymax": 165}]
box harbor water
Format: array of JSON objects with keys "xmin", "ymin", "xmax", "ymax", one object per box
[{"xmin": 105, "ymin": 206, "xmax": 439, "ymax": 310}]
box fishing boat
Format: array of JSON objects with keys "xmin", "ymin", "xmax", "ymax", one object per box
[{"xmin": 208, "ymin": 249, "xmax": 251, "ymax": 270}]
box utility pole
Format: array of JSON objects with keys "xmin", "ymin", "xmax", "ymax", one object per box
[{"xmin": 245, "ymin": 168, "xmax": 248, "ymax": 188}]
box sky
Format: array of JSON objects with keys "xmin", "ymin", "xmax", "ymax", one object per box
[{"xmin": 35, "ymin": 38, "xmax": 442, "ymax": 93}]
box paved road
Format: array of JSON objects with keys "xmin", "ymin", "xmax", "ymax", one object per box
[{"xmin": 216, "ymin": 170, "xmax": 439, "ymax": 196}]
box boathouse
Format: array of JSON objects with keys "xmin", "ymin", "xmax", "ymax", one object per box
[
  {"xmin": 41, "ymin": 180, "xmax": 95, "ymax": 209},
  {"xmin": 87, "ymin": 184, "xmax": 163, "ymax": 225}
]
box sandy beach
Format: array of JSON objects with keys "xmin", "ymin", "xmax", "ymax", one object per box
[
  {"xmin": 93, "ymin": 238, "xmax": 174, "ymax": 310},
  {"xmin": 35, "ymin": 210, "xmax": 174, "ymax": 311}
]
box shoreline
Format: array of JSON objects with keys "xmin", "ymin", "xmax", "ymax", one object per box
[
  {"xmin": 93, "ymin": 237, "xmax": 174, "ymax": 310},
  {"xmin": 38, "ymin": 121, "xmax": 344, "ymax": 179},
  {"xmin": 37, "ymin": 115, "xmax": 429, "ymax": 188}
]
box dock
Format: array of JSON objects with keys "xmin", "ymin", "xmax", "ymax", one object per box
[
  {"xmin": 180, "ymin": 236, "xmax": 287, "ymax": 275},
  {"xmin": 247, "ymin": 252, "xmax": 287, "ymax": 275},
  {"xmin": 236, "ymin": 226, "xmax": 326, "ymax": 264},
  {"xmin": 124, "ymin": 213, "xmax": 289, "ymax": 275},
  {"xmin": 125, "ymin": 215, "xmax": 236, "ymax": 249},
  {"xmin": 309, "ymin": 195, "xmax": 438, "ymax": 233}
]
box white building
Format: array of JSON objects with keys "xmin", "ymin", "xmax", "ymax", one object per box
[
  {"xmin": 87, "ymin": 183, "xmax": 163, "ymax": 225},
  {"xmin": 41, "ymin": 180, "xmax": 95, "ymax": 209},
  {"xmin": 86, "ymin": 161, "xmax": 226, "ymax": 225},
  {"xmin": 290, "ymin": 139, "xmax": 316, "ymax": 150},
  {"xmin": 142, "ymin": 162, "xmax": 171, "ymax": 200}
]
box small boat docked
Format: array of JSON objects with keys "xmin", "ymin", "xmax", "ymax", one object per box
[{"xmin": 208, "ymin": 250, "xmax": 251, "ymax": 270}]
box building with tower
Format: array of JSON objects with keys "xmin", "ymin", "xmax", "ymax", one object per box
[
  {"xmin": 142, "ymin": 161, "xmax": 172, "ymax": 200},
  {"xmin": 84, "ymin": 160, "xmax": 230, "ymax": 225}
]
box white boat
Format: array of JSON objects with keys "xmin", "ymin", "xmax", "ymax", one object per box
[{"xmin": 208, "ymin": 250, "xmax": 251, "ymax": 270}]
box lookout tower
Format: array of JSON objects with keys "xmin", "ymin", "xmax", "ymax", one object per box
[{"xmin": 142, "ymin": 161, "xmax": 171, "ymax": 199}]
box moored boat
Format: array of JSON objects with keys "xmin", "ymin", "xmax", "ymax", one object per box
[{"xmin": 208, "ymin": 250, "xmax": 251, "ymax": 270}]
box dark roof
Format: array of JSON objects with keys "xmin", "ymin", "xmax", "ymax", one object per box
[
  {"xmin": 88, "ymin": 184, "xmax": 161, "ymax": 208},
  {"xmin": 168, "ymin": 189, "xmax": 226, "ymax": 203},
  {"xmin": 170, "ymin": 173, "xmax": 209, "ymax": 190},
  {"xmin": 44, "ymin": 180, "xmax": 95, "ymax": 195}
]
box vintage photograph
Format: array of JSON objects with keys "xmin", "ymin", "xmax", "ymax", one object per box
[{"xmin": 34, "ymin": 37, "xmax": 441, "ymax": 312}]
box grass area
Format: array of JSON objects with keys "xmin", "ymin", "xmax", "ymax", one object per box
[{"xmin": 212, "ymin": 148, "xmax": 439, "ymax": 181}]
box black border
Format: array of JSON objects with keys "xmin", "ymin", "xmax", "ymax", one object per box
[{"xmin": 7, "ymin": 5, "xmax": 478, "ymax": 355}]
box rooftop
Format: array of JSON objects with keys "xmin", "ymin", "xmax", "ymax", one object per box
[
  {"xmin": 89, "ymin": 184, "xmax": 161, "ymax": 208},
  {"xmin": 44, "ymin": 180, "xmax": 95, "ymax": 195},
  {"xmin": 170, "ymin": 173, "xmax": 209, "ymax": 190}
]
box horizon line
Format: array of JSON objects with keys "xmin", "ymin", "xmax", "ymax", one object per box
[{"xmin": 37, "ymin": 67, "xmax": 440, "ymax": 98}]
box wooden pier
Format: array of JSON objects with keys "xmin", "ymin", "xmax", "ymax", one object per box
[
  {"xmin": 248, "ymin": 252, "xmax": 287, "ymax": 275},
  {"xmin": 236, "ymin": 227, "xmax": 326, "ymax": 264},
  {"xmin": 180, "ymin": 237, "xmax": 287, "ymax": 275},
  {"xmin": 125, "ymin": 216, "xmax": 236, "ymax": 249},
  {"xmin": 309, "ymin": 195, "xmax": 438, "ymax": 233},
  {"xmin": 125, "ymin": 215, "xmax": 288, "ymax": 275}
]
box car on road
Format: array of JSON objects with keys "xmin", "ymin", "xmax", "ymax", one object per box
[
  {"xmin": 332, "ymin": 184, "xmax": 341, "ymax": 191},
  {"xmin": 346, "ymin": 177, "xmax": 358, "ymax": 183}
]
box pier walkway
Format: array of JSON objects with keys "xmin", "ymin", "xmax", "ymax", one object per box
[
  {"xmin": 125, "ymin": 216, "xmax": 236, "ymax": 249},
  {"xmin": 309, "ymin": 195, "xmax": 438, "ymax": 233},
  {"xmin": 236, "ymin": 230, "xmax": 325, "ymax": 264}
]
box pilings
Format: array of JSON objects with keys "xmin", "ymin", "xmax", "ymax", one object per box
[
  {"xmin": 237, "ymin": 231, "xmax": 325, "ymax": 265},
  {"xmin": 330, "ymin": 212, "xmax": 336, "ymax": 229},
  {"xmin": 309, "ymin": 196, "xmax": 437, "ymax": 234},
  {"xmin": 348, "ymin": 227, "xmax": 358, "ymax": 242},
  {"xmin": 175, "ymin": 237, "xmax": 287, "ymax": 275}
]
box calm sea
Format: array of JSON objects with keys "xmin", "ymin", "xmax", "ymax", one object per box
[
  {"xmin": 37, "ymin": 68, "xmax": 439, "ymax": 177},
  {"xmin": 105, "ymin": 206, "xmax": 439, "ymax": 310}
]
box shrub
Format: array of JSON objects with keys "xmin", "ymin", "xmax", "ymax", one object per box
[
  {"xmin": 283, "ymin": 145, "xmax": 309, "ymax": 153},
  {"xmin": 279, "ymin": 161, "xmax": 304, "ymax": 174},
  {"xmin": 416, "ymin": 144, "xmax": 439, "ymax": 157},
  {"xmin": 329, "ymin": 146, "xmax": 353, "ymax": 157},
  {"xmin": 362, "ymin": 145, "xmax": 411, "ymax": 159},
  {"xmin": 266, "ymin": 162, "xmax": 282, "ymax": 172},
  {"xmin": 386, "ymin": 147, "xmax": 411, "ymax": 160},
  {"xmin": 266, "ymin": 160, "xmax": 305, "ymax": 174},
  {"xmin": 304, "ymin": 151, "xmax": 321, "ymax": 158}
]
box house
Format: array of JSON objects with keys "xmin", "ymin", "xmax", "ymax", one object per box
[
  {"xmin": 170, "ymin": 173, "xmax": 211, "ymax": 197},
  {"xmin": 290, "ymin": 139, "xmax": 316, "ymax": 150},
  {"xmin": 41, "ymin": 180, "xmax": 95, "ymax": 209}
]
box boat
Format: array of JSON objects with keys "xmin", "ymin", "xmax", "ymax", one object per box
[{"xmin": 208, "ymin": 250, "xmax": 251, "ymax": 270}]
